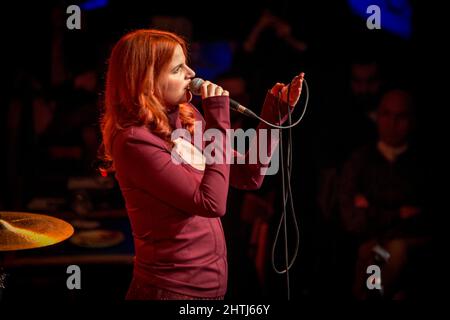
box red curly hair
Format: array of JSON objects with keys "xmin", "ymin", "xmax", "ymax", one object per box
[{"xmin": 100, "ymin": 29, "xmax": 195, "ymax": 169}]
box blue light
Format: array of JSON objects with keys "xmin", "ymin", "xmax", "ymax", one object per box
[
  {"xmin": 80, "ymin": 0, "xmax": 109, "ymax": 11},
  {"xmin": 192, "ymin": 42, "xmax": 233, "ymax": 81},
  {"xmin": 348, "ymin": 0, "xmax": 412, "ymax": 39}
]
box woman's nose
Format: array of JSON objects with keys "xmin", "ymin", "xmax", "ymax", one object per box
[{"xmin": 186, "ymin": 66, "xmax": 195, "ymax": 79}]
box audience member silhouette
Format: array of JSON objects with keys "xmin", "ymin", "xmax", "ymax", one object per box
[{"xmin": 339, "ymin": 89, "xmax": 432, "ymax": 299}]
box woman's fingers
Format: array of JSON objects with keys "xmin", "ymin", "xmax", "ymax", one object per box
[
  {"xmin": 270, "ymin": 83, "xmax": 285, "ymax": 95},
  {"xmin": 285, "ymin": 72, "xmax": 305, "ymax": 106},
  {"xmin": 201, "ymin": 81, "xmax": 227, "ymax": 98},
  {"xmin": 215, "ymin": 86, "xmax": 223, "ymax": 96},
  {"xmin": 201, "ymin": 81, "xmax": 211, "ymax": 99},
  {"xmin": 289, "ymin": 72, "xmax": 304, "ymax": 91},
  {"xmin": 270, "ymin": 72, "xmax": 305, "ymax": 105}
]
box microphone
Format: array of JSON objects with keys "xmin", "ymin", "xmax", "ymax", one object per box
[{"xmin": 189, "ymin": 78, "xmax": 258, "ymax": 119}]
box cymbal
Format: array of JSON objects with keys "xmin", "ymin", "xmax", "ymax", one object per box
[{"xmin": 0, "ymin": 212, "xmax": 74, "ymax": 251}]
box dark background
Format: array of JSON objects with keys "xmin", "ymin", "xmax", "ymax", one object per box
[{"xmin": 0, "ymin": 0, "xmax": 445, "ymax": 303}]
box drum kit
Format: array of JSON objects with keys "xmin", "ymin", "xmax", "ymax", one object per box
[{"xmin": 0, "ymin": 211, "xmax": 74, "ymax": 299}]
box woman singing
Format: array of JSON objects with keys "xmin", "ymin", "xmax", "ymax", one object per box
[{"xmin": 100, "ymin": 29, "xmax": 304, "ymax": 300}]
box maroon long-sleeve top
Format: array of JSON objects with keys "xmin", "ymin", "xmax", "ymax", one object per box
[{"xmin": 112, "ymin": 93, "xmax": 290, "ymax": 298}]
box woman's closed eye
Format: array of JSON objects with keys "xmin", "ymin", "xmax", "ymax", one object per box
[{"xmin": 172, "ymin": 64, "xmax": 185, "ymax": 74}]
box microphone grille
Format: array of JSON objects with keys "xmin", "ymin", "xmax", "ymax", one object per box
[{"xmin": 189, "ymin": 78, "xmax": 204, "ymax": 96}]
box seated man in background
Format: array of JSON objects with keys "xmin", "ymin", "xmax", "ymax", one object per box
[{"xmin": 339, "ymin": 89, "xmax": 433, "ymax": 299}]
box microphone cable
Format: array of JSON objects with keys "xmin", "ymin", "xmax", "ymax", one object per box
[
  {"xmin": 268, "ymin": 77, "xmax": 309, "ymax": 300},
  {"xmin": 242, "ymin": 78, "xmax": 309, "ymax": 129}
]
